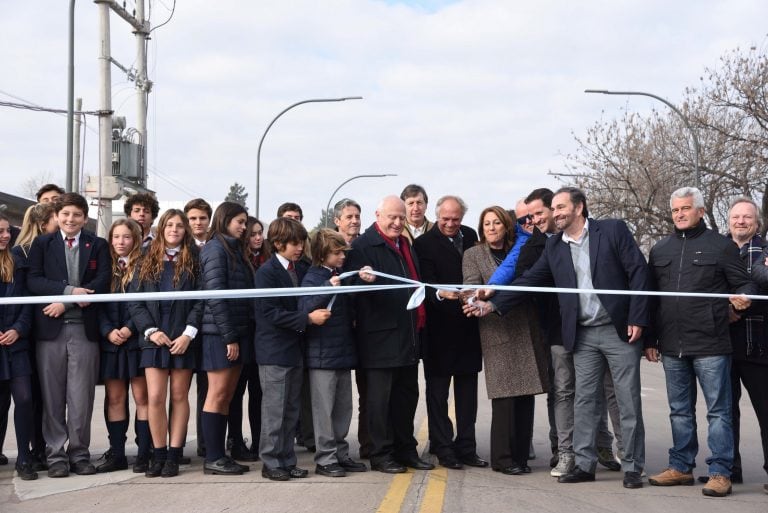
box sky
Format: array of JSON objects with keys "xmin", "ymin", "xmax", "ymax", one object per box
[{"xmin": 1, "ymin": 0, "xmax": 766, "ymax": 230}]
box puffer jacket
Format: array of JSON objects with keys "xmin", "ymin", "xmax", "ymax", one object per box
[
  {"xmin": 648, "ymin": 221, "xmax": 756, "ymax": 357},
  {"xmin": 200, "ymin": 235, "xmax": 255, "ymax": 344},
  {"xmin": 298, "ymin": 266, "xmax": 356, "ymax": 369}
]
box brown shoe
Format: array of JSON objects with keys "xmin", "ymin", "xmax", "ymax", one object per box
[
  {"xmin": 648, "ymin": 468, "xmax": 694, "ymax": 486},
  {"xmin": 702, "ymin": 475, "xmax": 732, "ymax": 497}
]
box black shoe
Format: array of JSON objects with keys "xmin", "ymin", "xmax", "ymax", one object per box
[
  {"xmin": 262, "ymin": 466, "xmax": 290, "ymax": 481},
  {"xmin": 16, "ymin": 461, "xmax": 39, "ymax": 481},
  {"xmin": 623, "ymin": 471, "xmax": 643, "ymax": 489},
  {"xmin": 396, "ymin": 456, "xmax": 435, "ymax": 470},
  {"xmin": 145, "ymin": 459, "xmax": 164, "ymax": 478},
  {"xmin": 461, "ymin": 455, "xmax": 489, "ymax": 468},
  {"xmin": 161, "ymin": 460, "xmax": 179, "ymax": 478},
  {"xmin": 230, "ymin": 440, "xmax": 259, "ymax": 462},
  {"xmin": 372, "ymin": 459, "xmax": 407, "ymax": 474},
  {"xmin": 197, "ymin": 446, "xmax": 206, "ymax": 458},
  {"xmin": 493, "ymin": 465, "xmax": 524, "ymax": 475},
  {"xmin": 179, "ymin": 455, "xmax": 191, "ymax": 465},
  {"xmin": 438, "ymin": 455, "xmax": 464, "ymax": 470},
  {"xmin": 286, "ymin": 465, "xmax": 309, "ymax": 478},
  {"xmin": 338, "ymin": 458, "xmax": 367, "ymax": 472},
  {"xmin": 558, "ymin": 467, "xmax": 595, "ymax": 483},
  {"xmin": 549, "ymin": 452, "xmax": 559, "ymax": 468},
  {"xmin": 316, "ymin": 463, "xmax": 346, "ymax": 477},
  {"xmin": 305, "ymin": 445, "xmax": 317, "ymax": 453},
  {"xmin": 0, "ymin": 453, "xmax": 7, "ymax": 465},
  {"xmin": 29, "ymin": 454, "xmax": 48, "ymax": 472},
  {"xmin": 133, "ymin": 455, "xmax": 149, "ymax": 473},
  {"xmin": 697, "ymin": 472, "xmax": 742, "ymax": 484},
  {"xmin": 204, "ymin": 457, "xmax": 243, "ymax": 475},
  {"xmin": 71, "ymin": 460, "xmax": 97, "ymax": 475},
  {"xmin": 47, "ymin": 461, "xmax": 69, "ymax": 478},
  {"xmin": 96, "ymin": 453, "xmax": 128, "ymax": 473}
]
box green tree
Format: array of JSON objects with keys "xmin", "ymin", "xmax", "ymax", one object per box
[
  {"xmin": 224, "ymin": 182, "xmax": 249, "ymax": 209},
  {"xmin": 312, "ymin": 208, "xmax": 335, "ymax": 232}
]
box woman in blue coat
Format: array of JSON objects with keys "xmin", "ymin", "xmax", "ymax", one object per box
[
  {"xmin": 199, "ymin": 202, "xmax": 254, "ymax": 475},
  {"xmin": 129, "ymin": 209, "xmax": 203, "ymax": 478},
  {"xmin": 0, "ymin": 214, "xmax": 36, "ymax": 480}
]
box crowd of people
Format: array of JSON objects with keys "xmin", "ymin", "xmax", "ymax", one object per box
[{"xmin": 0, "ymin": 182, "xmax": 766, "ymax": 499}]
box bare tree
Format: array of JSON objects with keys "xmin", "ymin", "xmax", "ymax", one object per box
[{"xmin": 20, "ymin": 170, "xmax": 63, "ymax": 200}]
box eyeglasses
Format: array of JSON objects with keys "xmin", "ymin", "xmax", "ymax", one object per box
[{"xmin": 516, "ymin": 214, "xmax": 532, "ymax": 225}]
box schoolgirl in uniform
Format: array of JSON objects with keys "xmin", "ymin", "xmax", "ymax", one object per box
[
  {"xmin": 199, "ymin": 202, "xmax": 254, "ymax": 474},
  {"xmin": 0, "ymin": 214, "xmax": 36, "ymax": 480},
  {"xmin": 129, "ymin": 209, "xmax": 202, "ymax": 478},
  {"xmin": 96, "ymin": 219, "xmax": 150, "ymax": 473}
]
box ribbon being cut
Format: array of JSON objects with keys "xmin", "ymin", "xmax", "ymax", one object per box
[{"xmin": 0, "ymin": 268, "xmax": 765, "ymax": 309}]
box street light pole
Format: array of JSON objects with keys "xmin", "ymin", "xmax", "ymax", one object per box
[
  {"xmin": 584, "ymin": 89, "xmax": 701, "ymax": 189},
  {"xmin": 66, "ymin": 0, "xmax": 76, "ymax": 192},
  {"xmin": 324, "ymin": 173, "xmax": 398, "ymax": 227},
  {"xmin": 255, "ymin": 96, "xmax": 363, "ymax": 218}
]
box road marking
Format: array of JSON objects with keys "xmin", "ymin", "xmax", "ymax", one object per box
[{"xmin": 418, "ymin": 466, "xmax": 448, "ymax": 513}]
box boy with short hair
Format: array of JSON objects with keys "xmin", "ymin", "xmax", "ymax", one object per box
[
  {"xmin": 254, "ymin": 218, "xmax": 329, "ymax": 481},
  {"xmin": 27, "ymin": 193, "xmax": 111, "ymax": 477},
  {"xmin": 184, "ymin": 198, "xmax": 212, "ymax": 247},
  {"xmin": 124, "ymin": 193, "xmax": 160, "ymax": 247}
]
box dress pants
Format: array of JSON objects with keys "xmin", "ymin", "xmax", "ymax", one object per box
[
  {"xmin": 491, "ymin": 395, "xmax": 534, "ymax": 469},
  {"xmin": 426, "ymin": 372, "xmax": 478, "ymax": 459},
  {"xmin": 572, "ymin": 324, "xmax": 644, "ymax": 473},
  {"xmin": 731, "ymin": 359, "xmax": 768, "ymax": 476},
  {"xmin": 37, "ymin": 323, "xmax": 99, "ymax": 465},
  {"xmin": 258, "ymin": 364, "xmax": 302, "ymax": 470},
  {"xmin": 366, "ymin": 365, "xmax": 419, "ymax": 465},
  {"xmin": 309, "ymin": 369, "xmax": 352, "ymax": 466},
  {"xmin": 355, "ymin": 369, "xmax": 371, "ymax": 457}
]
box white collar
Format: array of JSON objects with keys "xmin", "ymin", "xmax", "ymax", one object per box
[
  {"xmin": 562, "ymin": 219, "xmax": 589, "ymax": 245},
  {"xmin": 276, "ymin": 253, "xmax": 292, "ymax": 270}
]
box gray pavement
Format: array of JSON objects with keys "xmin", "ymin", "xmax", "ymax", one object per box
[{"xmin": 1, "ymin": 362, "xmax": 766, "ymax": 512}]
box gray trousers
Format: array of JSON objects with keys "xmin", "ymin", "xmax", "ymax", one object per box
[
  {"xmin": 572, "ymin": 325, "xmax": 645, "ymax": 473},
  {"xmin": 551, "ymin": 344, "xmax": 621, "ymax": 454},
  {"xmin": 309, "ymin": 369, "xmax": 352, "ymax": 466},
  {"xmin": 36, "ymin": 323, "xmax": 99, "ymax": 465},
  {"xmin": 258, "ymin": 364, "xmax": 302, "ymax": 470}
]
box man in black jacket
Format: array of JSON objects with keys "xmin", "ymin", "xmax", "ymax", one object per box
[
  {"xmin": 647, "ymin": 187, "xmax": 756, "ymax": 498},
  {"xmin": 347, "ymin": 195, "xmax": 433, "ymax": 473},
  {"xmin": 413, "ymin": 195, "xmax": 485, "ymax": 470}
]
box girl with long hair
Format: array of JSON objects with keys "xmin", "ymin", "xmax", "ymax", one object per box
[{"xmin": 128, "ymin": 209, "xmax": 203, "ymax": 478}]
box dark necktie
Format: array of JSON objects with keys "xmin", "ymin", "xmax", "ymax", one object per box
[
  {"xmin": 66, "ymin": 237, "xmax": 75, "ymax": 248},
  {"xmin": 287, "ymin": 261, "xmax": 298, "ymax": 287},
  {"xmin": 118, "ymin": 259, "xmax": 127, "ymax": 271},
  {"xmin": 166, "ymin": 251, "xmax": 176, "ymax": 262},
  {"xmin": 450, "ymin": 234, "xmax": 463, "ymax": 256}
]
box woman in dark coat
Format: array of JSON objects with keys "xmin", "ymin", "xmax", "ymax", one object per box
[
  {"xmin": 462, "ymin": 206, "xmax": 548, "ymax": 475},
  {"xmin": 199, "ymin": 202, "xmax": 254, "ymax": 475},
  {"xmin": 96, "ymin": 218, "xmax": 150, "ymax": 473},
  {"xmin": 129, "ymin": 209, "xmax": 203, "ymax": 478},
  {"xmin": 0, "ymin": 213, "xmax": 37, "ymax": 480}
]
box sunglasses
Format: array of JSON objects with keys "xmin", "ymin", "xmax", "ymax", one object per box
[{"xmin": 516, "ymin": 214, "xmax": 532, "ymax": 225}]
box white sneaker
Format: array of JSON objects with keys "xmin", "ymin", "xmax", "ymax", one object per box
[{"xmin": 550, "ymin": 453, "xmax": 574, "ymax": 477}]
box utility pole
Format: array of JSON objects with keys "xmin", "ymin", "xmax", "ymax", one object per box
[
  {"xmin": 134, "ymin": 0, "xmax": 149, "ymax": 169},
  {"xmin": 72, "ymin": 98, "xmax": 83, "ymax": 194}
]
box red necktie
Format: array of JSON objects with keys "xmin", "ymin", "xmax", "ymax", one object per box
[
  {"xmin": 166, "ymin": 251, "xmax": 176, "ymax": 262},
  {"xmin": 118, "ymin": 259, "xmax": 127, "ymax": 271},
  {"xmin": 66, "ymin": 237, "xmax": 75, "ymax": 248}
]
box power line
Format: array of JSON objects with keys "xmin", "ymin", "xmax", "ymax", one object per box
[
  {"xmin": 0, "ymin": 100, "xmax": 105, "ymax": 116},
  {"xmin": 149, "ymin": 0, "xmax": 176, "ymax": 34}
]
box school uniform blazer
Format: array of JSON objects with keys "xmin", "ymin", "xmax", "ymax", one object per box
[
  {"xmin": 253, "ymin": 255, "xmax": 309, "ymax": 367},
  {"xmin": 27, "ymin": 230, "xmax": 111, "ymax": 342},
  {"xmin": 492, "ymin": 218, "xmax": 651, "ymax": 352},
  {"xmin": 99, "ymin": 300, "xmax": 138, "ymax": 352},
  {"xmin": 0, "ymin": 254, "xmax": 33, "ymax": 354}
]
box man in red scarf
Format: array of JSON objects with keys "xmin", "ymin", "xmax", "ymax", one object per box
[{"xmin": 347, "ymin": 195, "xmax": 433, "ymax": 473}]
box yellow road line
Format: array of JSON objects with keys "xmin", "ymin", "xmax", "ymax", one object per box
[{"xmin": 418, "ymin": 467, "xmax": 448, "ymax": 513}]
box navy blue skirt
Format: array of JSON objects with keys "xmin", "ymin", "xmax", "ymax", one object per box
[
  {"xmin": 0, "ymin": 348, "xmax": 32, "ymax": 381},
  {"xmin": 140, "ymin": 345, "xmax": 197, "ymax": 370},
  {"xmin": 101, "ymin": 346, "xmax": 143, "ymax": 380},
  {"xmin": 200, "ymin": 334, "xmax": 252, "ymax": 371}
]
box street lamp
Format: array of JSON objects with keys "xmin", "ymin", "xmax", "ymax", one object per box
[
  {"xmin": 584, "ymin": 89, "xmax": 701, "ymax": 189},
  {"xmin": 325, "ymin": 174, "xmax": 398, "ymax": 227},
  {"xmin": 255, "ymin": 96, "xmax": 363, "ymax": 218}
]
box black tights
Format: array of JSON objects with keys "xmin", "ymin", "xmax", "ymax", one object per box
[
  {"xmin": 227, "ymin": 363, "xmax": 262, "ymax": 445},
  {"xmin": 0, "ymin": 375, "xmax": 33, "ymax": 463}
]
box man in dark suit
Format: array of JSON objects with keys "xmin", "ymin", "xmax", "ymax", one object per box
[
  {"xmin": 413, "ymin": 195, "xmax": 485, "ymax": 470},
  {"xmin": 347, "ymin": 195, "xmax": 433, "ymax": 474},
  {"xmin": 27, "ymin": 193, "xmax": 111, "ymax": 478},
  {"xmin": 466, "ymin": 187, "xmax": 651, "ymax": 489}
]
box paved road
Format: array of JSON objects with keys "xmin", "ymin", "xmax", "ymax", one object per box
[{"xmin": 1, "ymin": 362, "xmax": 766, "ymax": 512}]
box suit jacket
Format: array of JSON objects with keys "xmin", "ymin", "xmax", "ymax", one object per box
[
  {"xmin": 413, "ymin": 224, "xmax": 481, "ymax": 376},
  {"xmin": 253, "ymin": 255, "xmax": 309, "ymax": 367},
  {"xmin": 493, "ymin": 218, "xmax": 651, "ymax": 352},
  {"xmin": 27, "ymin": 230, "xmax": 111, "ymax": 342},
  {"xmin": 0, "ymin": 254, "xmax": 33, "ymax": 354}
]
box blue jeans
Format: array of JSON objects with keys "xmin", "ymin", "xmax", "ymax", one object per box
[{"xmin": 661, "ymin": 354, "xmax": 733, "ymax": 476}]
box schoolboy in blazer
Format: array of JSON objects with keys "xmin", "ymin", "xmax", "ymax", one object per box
[{"xmin": 27, "ymin": 193, "xmax": 110, "ymax": 477}]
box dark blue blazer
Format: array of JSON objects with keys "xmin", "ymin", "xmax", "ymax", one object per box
[
  {"xmin": 27, "ymin": 230, "xmax": 111, "ymax": 342},
  {"xmin": 493, "ymin": 218, "xmax": 651, "ymax": 352},
  {"xmin": 99, "ymin": 300, "xmax": 138, "ymax": 352},
  {"xmin": 0, "ymin": 254, "xmax": 33, "ymax": 354},
  {"xmin": 253, "ymin": 255, "xmax": 308, "ymax": 367}
]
